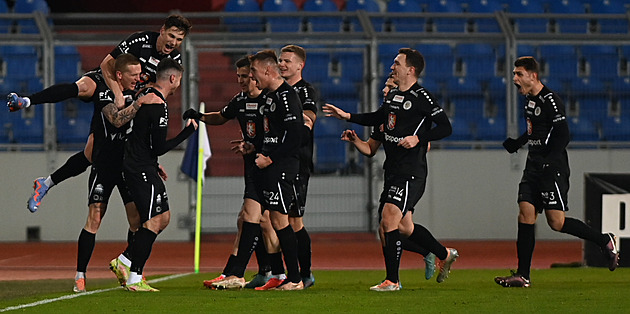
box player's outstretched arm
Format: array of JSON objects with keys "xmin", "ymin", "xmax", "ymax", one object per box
[{"xmin": 322, "ymin": 103, "xmax": 350, "ymax": 120}]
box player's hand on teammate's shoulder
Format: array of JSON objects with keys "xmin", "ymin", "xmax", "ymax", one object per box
[{"xmin": 137, "ymin": 93, "xmax": 162, "ymax": 106}]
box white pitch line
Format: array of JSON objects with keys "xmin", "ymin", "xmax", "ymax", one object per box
[{"xmin": 0, "ymin": 273, "xmax": 193, "ymax": 312}]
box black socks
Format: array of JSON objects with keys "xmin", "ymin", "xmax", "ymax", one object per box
[
  {"xmin": 76, "ymin": 229, "xmax": 95, "ymax": 273},
  {"xmin": 516, "ymin": 222, "xmax": 535, "ymax": 279},
  {"xmin": 50, "ymin": 151, "xmax": 91, "ymax": 184},
  {"xmin": 29, "ymin": 82, "xmax": 79, "ymax": 105}
]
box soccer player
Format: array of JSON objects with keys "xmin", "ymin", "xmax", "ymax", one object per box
[
  {"xmin": 192, "ymin": 56, "xmax": 280, "ymax": 290},
  {"xmin": 122, "ymin": 58, "xmax": 197, "ymax": 292},
  {"xmin": 73, "ymin": 53, "xmax": 161, "ymax": 293},
  {"xmin": 9, "ymin": 14, "xmax": 192, "ymax": 213},
  {"xmin": 278, "ymin": 44, "xmax": 318, "ymax": 288},
  {"xmin": 323, "ymin": 48, "xmax": 458, "ymax": 291},
  {"xmin": 494, "ymin": 56, "xmax": 619, "ymax": 288},
  {"xmin": 248, "ymin": 50, "xmax": 304, "ymax": 290}
]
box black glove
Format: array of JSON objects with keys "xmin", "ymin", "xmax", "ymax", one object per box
[
  {"xmin": 502, "ymin": 137, "xmax": 521, "ymax": 153},
  {"xmin": 182, "ymin": 108, "xmax": 202, "ymax": 120}
]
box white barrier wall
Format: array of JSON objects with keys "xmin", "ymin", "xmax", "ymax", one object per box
[{"xmin": 1, "ymin": 149, "xmax": 629, "ymax": 241}]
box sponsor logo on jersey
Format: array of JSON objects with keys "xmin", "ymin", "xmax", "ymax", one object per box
[
  {"xmin": 266, "ymin": 97, "xmax": 273, "ymax": 105},
  {"xmin": 528, "ymin": 139, "xmax": 542, "ymax": 146},
  {"xmin": 403, "ymin": 100, "xmax": 412, "ymax": 110},
  {"xmin": 148, "ymin": 56, "xmax": 159, "ymax": 66},
  {"xmin": 528, "ymin": 100, "xmax": 536, "ymax": 108},
  {"xmin": 393, "ymin": 95, "xmax": 404, "ymax": 103},
  {"xmin": 264, "ymin": 136, "xmax": 279, "ymax": 144},
  {"xmin": 247, "ymin": 121, "xmax": 256, "ymax": 138},
  {"xmin": 246, "ymin": 102, "xmax": 258, "ymax": 110},
  {"xmin": 263, "ymin": 116, "xmax": 269, "ymax": 132},
  {"xmin": 159, "ymin": 117, "xmax": 168, "ymax": 127},
  {"xmin": 95, "ymin": 184, "xmax": 104, "ymax": 194},
  {"xmin": 384, "ymin": 132, "xmax": 404, "ymax": 144},
  {"xmin": 156, "ymin": 193, "xmax": 162, "ymax": 205},
  {"xmin": 387, "ymin": 113, "xmax": 396, "ymax": 130}
]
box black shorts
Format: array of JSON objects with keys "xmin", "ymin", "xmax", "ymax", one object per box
[
  {"xmin": 254, "ymin": 166, "xmax": 297, "ymax": 215},
  {"xmin": 123, "ymin": 169, "xmax": 169, "ymax": 223},
  {"xmin": 289, "ymin": 172, "xmax": 309, "ymax": 218},
  {"xmin": 243, "ymin": 171, "xmax": 262, "ymax": 204},
  {"xmin": 88, "ymin": 165, "xmax": 133, "ymax": 205},
  {"xmin": 518, "ymin": 168, "xmax": 569, "ymax": 213},
  {"xmin": 377, "ymin": 173, "xmax": 426, "ymax": 217}
]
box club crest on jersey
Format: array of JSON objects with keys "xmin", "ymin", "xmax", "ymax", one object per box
[
  {"xmin": 387, "ymin": 113, "xmax": 396, "ymax": 130},
  {"xmin": 148, "ymin": 56, "xmax": 159, "ymax": 66},
  {"xmin": 526, "ymin": 118, "xmax": 532, "ymax": 135},
  {"xmin": 247, "ymin": 121, "xmax": 256, "ymax": 138},
  {"xmin": 246, "ymin": 102, "xmax": 258, "ymax": 110},
  {"xmin": 264, "ymin": 117, "xmax": 269, "ymax": 132},
  {"xmin": 403, "ymin": 100, "xmax": 412, "ymax": 110},
  {"xmin": 534, "ymin": 107, "xmax": 541, "ymax": 116},
  {"xmin": 393, "ymin": 95, "xmax": 404, "ymax": 103},
  {"xmin": 528, "ymin": 100, "xmax": 536, "ymax": 108}
]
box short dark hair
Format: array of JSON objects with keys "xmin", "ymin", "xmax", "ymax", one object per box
[
  {"xmin": 249, "ymin": 49, "xmax": 279, "ymax": 66},
  {"xmin": 281, "ymin": 44, "xmax": 306, "ymax": 62},
  {"xmin": 114, "ymin": 53, "xmax": 140, "ymax": 73},
  {"xmin": 398, "ymin": 48, "xmax": 425, "ymax": 77},
  {"xmin": 156, "ymin": 58, "xmax": 184, "ymax": 80},
  {"xmin": 514, "ymin": 56, "xmax": 539, "ymax": 75},
  {"xmin": 164, "ymin": 14, "xmax": 192, "ymax": 36},
  {"xmin": 235, "ymin": 56, "xmax": 250, "ymax": 69}
]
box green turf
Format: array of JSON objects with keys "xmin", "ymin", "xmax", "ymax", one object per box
[{"xmin": 1, "ymin": 268, "xmax": 628, "ymax": 313}]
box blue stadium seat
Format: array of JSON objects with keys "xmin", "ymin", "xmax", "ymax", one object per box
[
  {"xmin": 303, "ymin": 0, "xmax": 342, "ymax": 32},
  {"xmin": 0, "ymin": 0, "xmax": 10, "ymax": 33},
  {"xmin": 11, "ymin": 106, "xmax": 44, "ymax": 144},
  {"xmin": 590, "ymin": 0, "xmax": 628, "ymax": 34},
  {"xmin": 548, "ymin": 0, "xmax": 587, "ymax": 33},
  {"xmin": 223, "ymin": 0, "xmax": 263, "ymax": 32},
  {"xmin": 571, "ymin": 79, "xmax": 609, "ymax": 123},
  {"xmin": 345, "ymin": 0, "xmax": 381, "ymax": 32},
  {"xmin": 55, "ymin": 100, "xmax": 92, "ymax": 144},
  {"xmin": 517, "ymin": 44, "xmax": 537, "ymax": 58},
  {"xmin": 387, "ymin": 0, "xmax": 425, "ymax": 32},
  {"xmin": 507, "ymin": 0, "xmax": 546, "ymax": 33},
  {"xmin": 475, "ymin": 116, "xmax": 506, "ymax": 141},
  {"xmin": 262, "ymin": 0, "xmax": 301, "ymax": 32},
  {"xmin": 447, "ymin": 78, "xmax": 484, "ymax": 122},
  {"xmin": 378, "ymin": 43, "xmax": 404, "ymax": 77},
  {"xmin": 335, "ymin": 51, "xmax": 363, "ymax": 82},
  {"xmin": 55, "ymin": 46, "xmax": 81, "ymax": 83},
  {"xmin": 455, "ymin": 43, "xmax": 497, "ymax": 79},
  {"xmin": 426, "ymin": 0, "xmax": 466, "ymax": 33},
  {"xmin": 581, "ymin": 45, "xmax": 620, "ymax": 79},
  {"xmin": 539, "ymin": 45, "xmax": 578, "ymax": 81},
  {"xmin": 14, "ymin": 0, "xmax": 51, "ymax": 34},
  {"xmin": 303, "ymin": 51, "xmax": 331, "ymax": 82},
  {"xmin": 445, "ymin": 116, "xmax": 474, "ymax": 141},
  {"xmin": 568, "ymin": 116, "xmax": 600, "ymax": 141},
  {"xmin": 319, "ymin": 77, "xmax": 359, "ymax": 101},
  {"xmin": 601, "ymin": 116, "xmax": 630, "ymax": 141},
  {"xmin": 1, "ymin": 46, "xmax": 39, "ymax": 80},
  {"xmin": 314, "ymin": 117, "xmax": 350, "ymax": 173},
  {"xmin": 467, "ymin": 0, "xmax": 503, "ymax": 33},
  {"xmin": 417, "ymin": 44, "xmax": 454, "ymax": 80}
]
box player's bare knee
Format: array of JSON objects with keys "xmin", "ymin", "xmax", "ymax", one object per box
[{"xmin": 548, "ymin": 219, "xmax": 564, "ymax": 231}]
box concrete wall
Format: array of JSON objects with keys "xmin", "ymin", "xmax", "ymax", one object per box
[{"xmin": 1, "ymin": 149, "xmax": 629, "ymax": 241}]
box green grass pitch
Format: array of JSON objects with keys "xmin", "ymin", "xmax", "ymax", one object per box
[{"xmin": 1, "ymin": 268, "xmax": 628, "ymax": 313}]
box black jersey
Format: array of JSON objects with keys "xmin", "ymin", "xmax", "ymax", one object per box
[
  {"xmin": 353, "ymin": 82, "xmax": 451, "ymax": 177},
  {"xmin": 292, "ymin": 79, "xmax": 320, "ymax": 173},
  {"xmin": 110, "ymin": 31, "xmax": 182, "ymax": 90},
  {"xmin": 261, "ymin": 81, "xmax": 304, "ymax": 173},
  {"xmin": 522, "ymin": 85, "xmax": 570, "ymax": 173},
  {"xmin": 90, "ymin": 87, "xmax": 135, "ymax": 168},
  {"xmin": 220, "ymin": 91, "xmax": 266, "ymax": 174},
  {"xmin": 123, "ymin": 87, "xmax": 195, "ymax": 172}
]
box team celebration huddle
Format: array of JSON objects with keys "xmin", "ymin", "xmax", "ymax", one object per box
[{"xmin": 6, "ymin": 14, "xmax": 619, "ymax": 293}]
